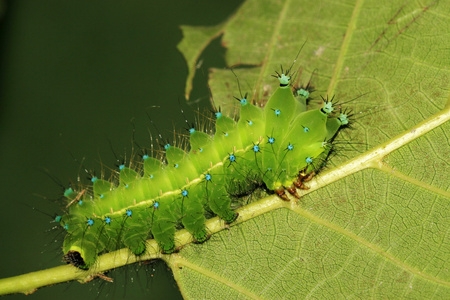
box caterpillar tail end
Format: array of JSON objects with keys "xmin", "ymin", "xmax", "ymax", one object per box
[{"xmin": 63, "ymin": 250, "xmax": 90, "ymax": 270}]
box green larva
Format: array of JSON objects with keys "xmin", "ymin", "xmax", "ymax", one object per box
[{"xmin": 58, "ymin": 67, "xmax": 349, "ymax": 269}]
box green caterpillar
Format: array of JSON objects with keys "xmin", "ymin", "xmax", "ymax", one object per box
[{"xmin": 57, "ymin": 67, "xmax": 349, "ymax": 269}]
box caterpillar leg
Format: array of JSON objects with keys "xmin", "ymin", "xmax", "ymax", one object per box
[
  {"xmin": 300, "ymin": 171, "xmax": 315, "ymax": 182},
  {"xmin": 293, "ymin": 178, "xmax": 308, "ymax": 190},
  {"xmin": 285, "ymin": 184, "xmax": 300, "ymax": 198},
  {"xmin": 275, "ymin": 186, "xmax": 290, "ymax": 201},
  {"xmin": 293, "ymin": 171, "xmax": 315, "ymax": 190},
  {"xmin": 180, "ymin": 198, "xmax": 209, "ymax": 243},
  {"xmin": 193, "ymin": 233, "xmax": 211, "ymax": 244},
  {"xmin": 151, "ymin": 218, "xmax": 177, "ymax": 254},
  {"xmin": 207, "ymin": 184, "xmax": 239, "ymax": 224}
]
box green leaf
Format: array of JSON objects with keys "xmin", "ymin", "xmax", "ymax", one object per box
[
  {"xmin": 178, "ymin": 22, "xmax": 226, "ymax": 99},
  {"xmin": 174, "ymin": 0, "xmax": 450, "ymax": 298},
  {"xmin": 0, "ymin": 0, "xmax": 447, "ymax": 297}
]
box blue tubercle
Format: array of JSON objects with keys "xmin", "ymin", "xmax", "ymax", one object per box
[
  {"xmin": 278, "ymin": 74, "xmax": 290, "ymax": 85},
  {"xmin": 339, "ymin": 113, "xmax": 349, "ymax": 125},
  {"xmin": 298, "ymin": 89, "xmax": 309, "ymax": 98},
  {"xmin": 64, "ymin": 188, "xmax": 73, "ymax": 198},
  {"xmin": 322, "ymin": 102, "xmax": 334, "ymax": 114}
]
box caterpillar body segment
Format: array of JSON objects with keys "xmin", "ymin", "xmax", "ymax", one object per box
[{"xmin": 58, "ymin": 70, "xmax": 348, "ymax": 269}]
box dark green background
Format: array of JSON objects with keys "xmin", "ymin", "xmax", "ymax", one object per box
[{"xmin": 0, "ymin": 1, "xmax": 243, "ymax": 299}]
